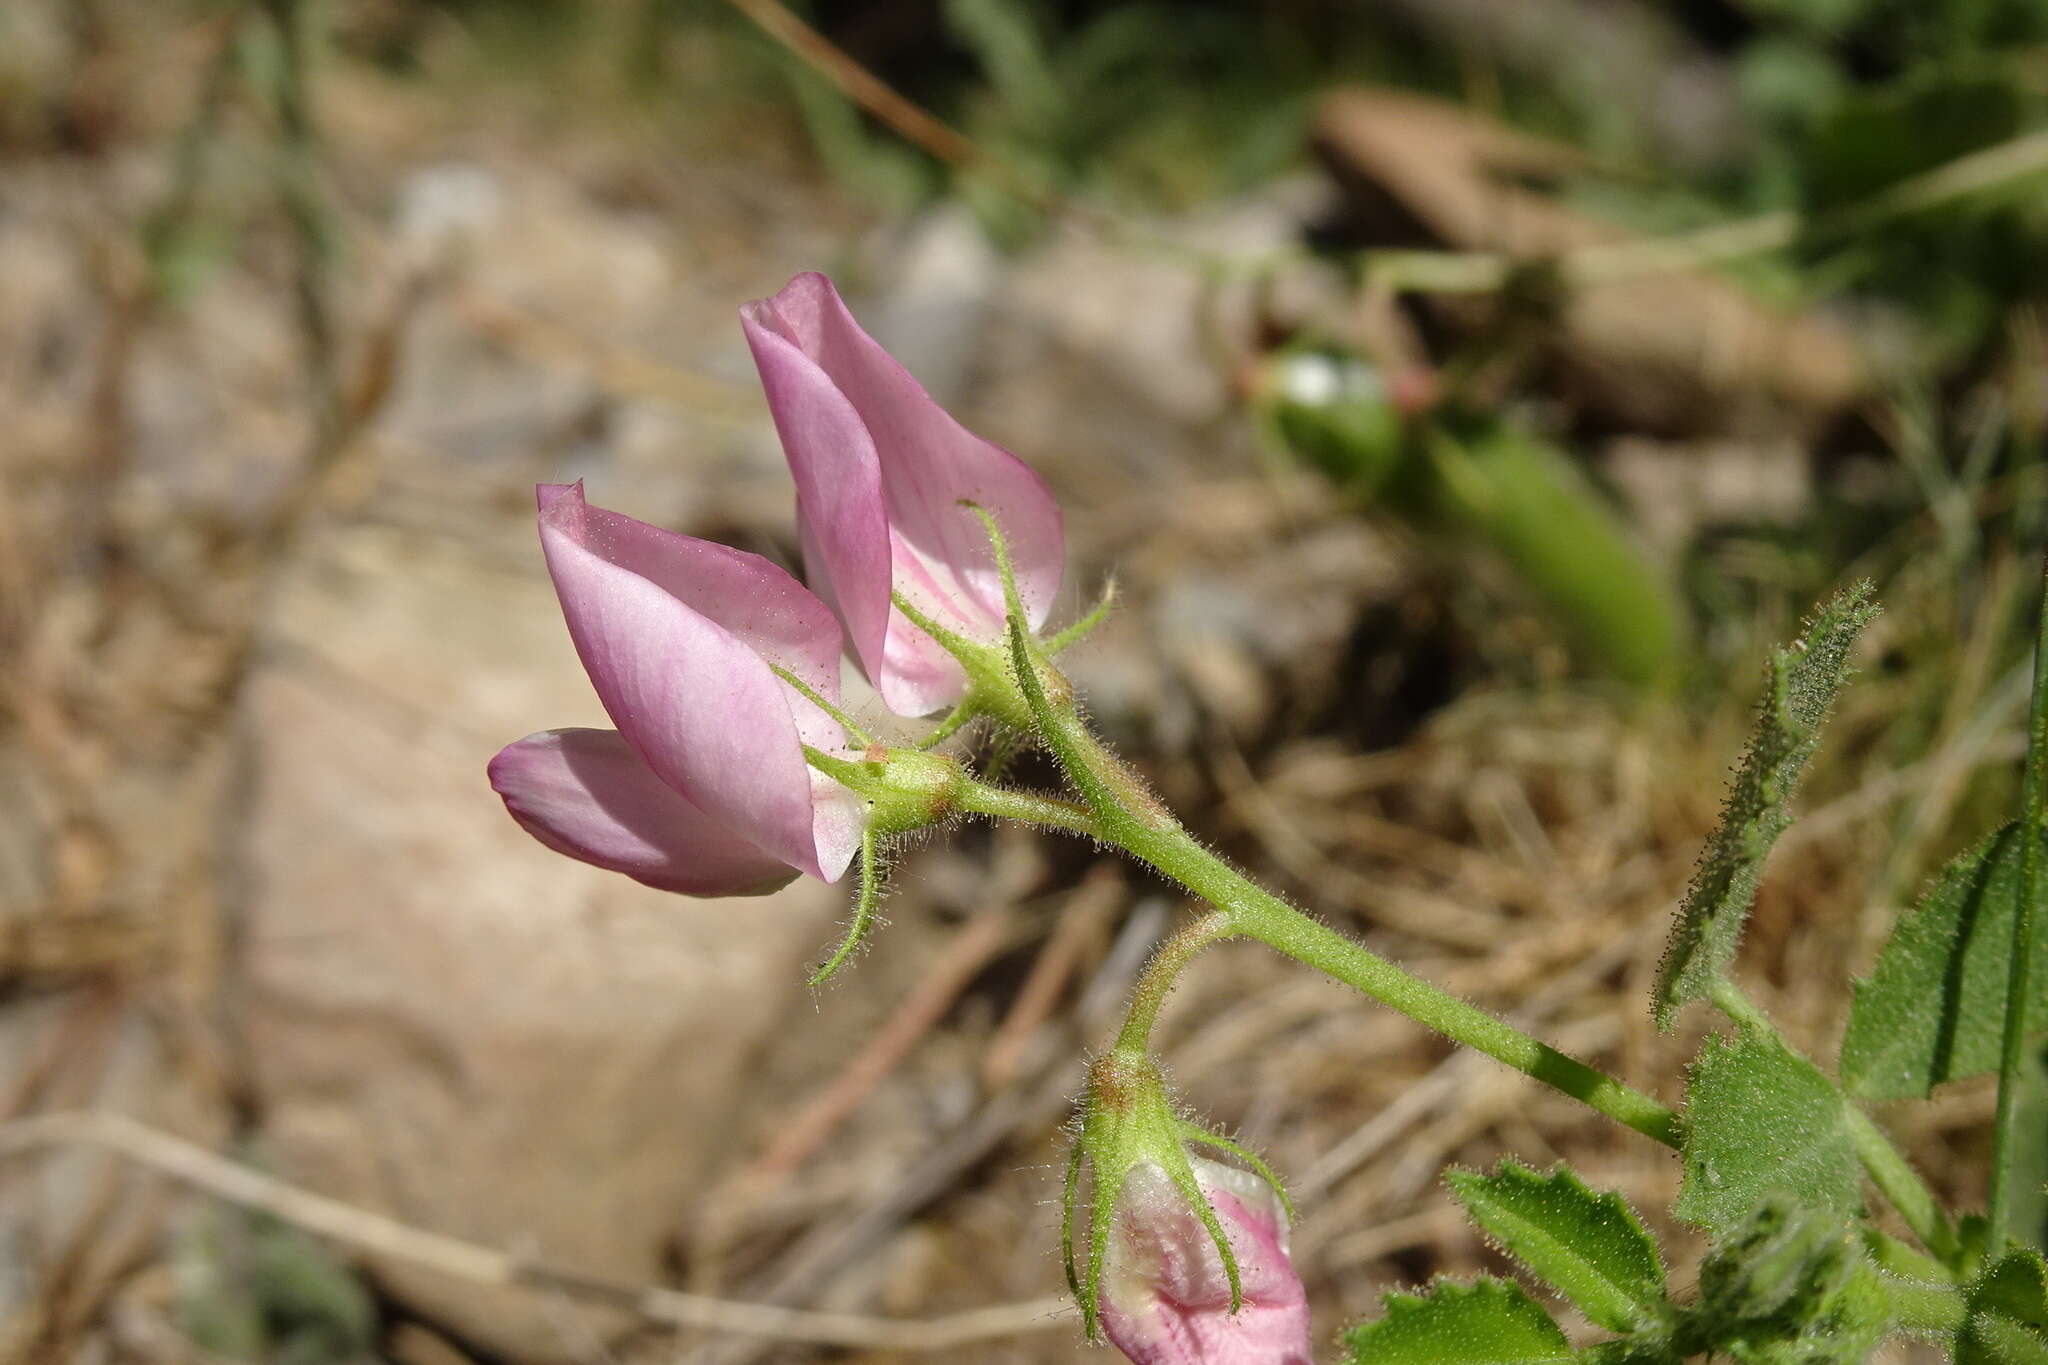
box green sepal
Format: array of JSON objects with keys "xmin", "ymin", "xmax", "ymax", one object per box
[
  {"xmin": 1046, "ymin": 576, "xmax": 1117, "ymax": 656},
  {"xmin": 1059, "ymin": 1136, "xmax": 1088, "ymax": 1326},
  {"xmin": 1446, "ymin": 1160, "xmax": 1669, "ymax": 1333},
  {"xmin": 807, "ymin": 828, "xmax": 883, "ymax": 987},
  {"xmin": 797, "ymin": 744, "xmax": 984, "ymax": 985},
  {"xmin": 892, "ymin": 590, "xmax": 1041, "ymax": 733},
  {"xmin": 1063, "ymin": 1050, "xmax": 1287, "ymax": 1336},
  {"xmin": 1841, "ymin": 822, "xmax": 2048, "ymax": 1099},
  {"xmin": 1678, "ymin": 1030, "xmax": 1863, "ymax": 1233},
  {"xmin": 888, "ymin": 502, "xmax": 1120, "ymax": 737},
  {"xmin": 1343, "ymin": 1276, "xmax": 1576, "ymax": 1365},
  {"xmin": 804, "ymin": 745, "xmax": 965, "ymax": 839},
  {"xmin": 1181, "ymin": 1120, "xmax": 1295, "ymax": 1222},
  {"xmin": 1655, "ymin": 583, "xmax": 1879, "ymax": 1026}
]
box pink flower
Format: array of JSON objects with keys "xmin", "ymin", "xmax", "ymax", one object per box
[
  {"xmin": 740, "ymin": 272, "xmax": 1065, "ymax": 718},
  {"xmin": 1100, "ymin": 1157, "xmax": 1314, "ymax": 1365},
  {"xmin": 488, "ymin": 482, "xmax": 863, "ymax": 894}
]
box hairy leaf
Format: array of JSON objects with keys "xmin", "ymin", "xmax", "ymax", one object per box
[
  {"xmin": 1345, "ymin": 1277, "xmax": 1575, "ymax": 1365},
  {"xmin": 1678, "ymin": 1032, "xmax": 1863, "ymax": 1232},
  {"xmin": 1840, "ymin": 822, "xmax": 2048, "ymax": 1099},
  {"xmin": 1447, "ymin": 1161, "xmax": 1667, "ymax": 1332},
  {"xmin": 1961, "ymin": 1251, "xmax": 2048, "ymax": 1365},
  {"xmin": 1697, "ymin": 1198, "xmax": 1862, "ymax": 1329},
  {"xmin": 1656, "ymin": 583, "xmax": 1879, "ymax": 1025},
  {"xmin": 1689, "ymin": 1199, "xmax": 1891, "ymax": 1365}
]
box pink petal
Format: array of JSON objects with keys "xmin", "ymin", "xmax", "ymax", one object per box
[
  {"xmin": 536, "ymin": 483, "xmax": 860, "ymax": 882},
  {"xmin": 1100, "ymin": 1159, "xmax": 1314, "ymax": 1365},
  {"xmin": 489, "ymin": 728, "xmax": 800, "ymax": 896},
  {"xmin": 741, "ymin": 272, "xmax": 1065, "ymax": 717}
]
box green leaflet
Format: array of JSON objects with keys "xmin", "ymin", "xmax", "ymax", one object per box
[
  {"xmin": 1688, "ymin": 1198, "xmax": 1895, "ymax": 1365},
  {"xmin": 1345, "ymin": 1277, "xmax": 1576, "ymax": 1365},
  {"xmin": 1679, "ymin": 1031, "xmax": 1864, "ymax": 1233},
  {"xmin": 1655, "ymin": 584, "xmax": 1880, "ymax": 1026},
  {"xmin": 1840, "ymin": 822, "xmax": 2048, "ymax": 1099},
  {"xmin": 1447, "ymin": 1161, "xmax": 1668, "ymax": 1333},
  {"xmin": 1960, "ymin": 1251, "xmax": 2048, "ymax": 1365}
]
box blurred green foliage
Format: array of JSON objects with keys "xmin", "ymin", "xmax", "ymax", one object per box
[
  {"xmin": 1259, "ymin": 349, "xmax": 1683, "ymax": 686},
  {"xmin": 90, "ymin": 0, "xmax": 2048, "ymax": 710},
  {"xmin": 1725, "ymin": 0, "xmax": 2048, "ymax": 360},
  {"xmin": 342, "ymin": 0, "xmax": 1463, "ymax": 225},
  {"xmin": 178, "ymin": 1201, "xmax": 377, "ymax": 1365}
]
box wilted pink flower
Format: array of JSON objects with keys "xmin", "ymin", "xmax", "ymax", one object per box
[
  {"xmin": 488, "ymin": 482, "xmax": 863, "ymax": 894},
  {"xmin": 740, "ymin": 272, "xmax": 1064, "ymax": 718},
  {"xmin": 1100, "ymin": 1157, "xmax": 1314, "ymax": 1365}
]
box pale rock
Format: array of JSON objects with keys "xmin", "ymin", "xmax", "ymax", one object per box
[{"xmin": 235, "ymin": 516, "xmax": 839, "ymax": 1360}]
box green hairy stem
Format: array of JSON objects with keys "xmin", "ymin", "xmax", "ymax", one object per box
[
  {"xmin": 1003, "ymin": 614, "xmax": 1685, "ymax": 1149},
  {"xmin": 1988, "ymin": 556, "xmax": 2048, "ymax": 1254},
  {"xmin": 850, "ymin": 509, "xmax": 2004, "ymax": 1359}
]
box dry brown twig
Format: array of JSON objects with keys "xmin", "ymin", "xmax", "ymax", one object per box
[
  {"xmin": 983, "ymin": 862, "xmax": 1125, "ymax": 1089},
  {"xmin": 718, "ymin": 0, "xmax": 1062, "ymax": 217},
  {"xmin": 733, "ymin": 902, "xmax": 1020, "ymax": 1193},
  {"xmin": 0, "ymin": 1111, "xmax": 1070, "ymax": 1352}
]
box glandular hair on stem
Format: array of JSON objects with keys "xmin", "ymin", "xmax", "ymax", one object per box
[
  {"xmin": 1033, "ymin": 656, "xmax": 1077, "ymax": 710},
  {"xmin": 1111, "ymin": 771, "xmax": 1175, "ymax": 831}
]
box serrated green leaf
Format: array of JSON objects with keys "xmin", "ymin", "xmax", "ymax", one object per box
[
  {"xmin": 1840, "ymin": 823, "xmax": 2048, "ymax": 1099},
  {"xmin": 1447, "ymin": 1161, "xmax": 1667, "ymax": 1333},
  {"xmin": 1678, "ymin": 1032, "xmax": 1863, "ymax": 1232},
  {"xmin": 1345, "ymin": 1276, "xmax": 1575, "ymax": 1365},
  {"xmin": 1656, "ymin": 584, "xmax": 1879, "ymax": 1026},
  {"xmin": 1961, "ymin": 1251, "xmax": 2048, "ymax": 1365}
]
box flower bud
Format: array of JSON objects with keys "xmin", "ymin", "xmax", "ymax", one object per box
[
  {"xmin": 1255, "ymin": 348, "xmax": 1411, "ymax": 497},
  {"xmin": 1098, "ymin": 1157, "xmax": 1314, "ymax": 1365},
  {"xmin": 1066, "ymin": 1052, "xmax": 1312, "ymax": 1365}
]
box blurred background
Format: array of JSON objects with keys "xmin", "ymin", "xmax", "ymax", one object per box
[{"xmin": 3, "ymin": 0, "xmax": 2047, "ymax": 1361}]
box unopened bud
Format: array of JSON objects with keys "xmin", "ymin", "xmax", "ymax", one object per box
[
  {"xmin": 1258, "ymin": 348, "xmax": 1411, "ymax": 495},
  {"xmin": 1065, "ymin": 1053, "xmax": 1310, "ymax": 1364},
  {"xmin": 1100, "ymin": 1157, "xmax": 1313, "ymax": 1365}
]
